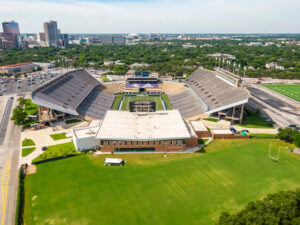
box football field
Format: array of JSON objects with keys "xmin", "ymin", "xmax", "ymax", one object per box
[
  {"xmin": 263, "ymin": 84, "xmax": 300, "ymax": 102},
  {"xmin": 120, "ymin": 95, "xmax": 165, "ymax": 110},
  {"xmin": 23, "ymin": 139, "xmax": 300, "ymax": 225}
]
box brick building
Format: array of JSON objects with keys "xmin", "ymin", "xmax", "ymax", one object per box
[{"xmin": 73, "ymin": 110, "xmax": 198, "ymax": 153}]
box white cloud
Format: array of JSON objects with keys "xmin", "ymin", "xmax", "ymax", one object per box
[{"xmin": 0, "ymin": 0, "xmax": 299, "ymax": 33}]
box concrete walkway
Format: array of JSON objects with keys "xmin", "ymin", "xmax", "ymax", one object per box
[
  {"xmin": 202, "ymin": 119, "xmax": 278, "ymax": 134},
  {"xmin": 19, "ymin": 146, "xmax": 44, "ymax": 166}
]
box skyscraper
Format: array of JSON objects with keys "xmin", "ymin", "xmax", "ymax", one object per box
[
  {"xmin": 2, "ymin": 21, "xmax": 20, "ymax": 48},
  {"xmin": 44, "ymin": 20, "xmax": 58, "ymax": 47}
]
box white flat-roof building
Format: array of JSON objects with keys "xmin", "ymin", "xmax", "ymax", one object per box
[
  {"xmin": 96, "ymin": 110, "xmax": 191, "ymax": 141},
  {"xmin": 72, "ymin": 110, "xmax": 198, "ymax": 152}
]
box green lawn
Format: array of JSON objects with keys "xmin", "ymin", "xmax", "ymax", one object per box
[
  {"xmin": 24, "ymin": 99, "xmax": 38, "ymax": 115},
  {"xmin": 238, "ymin": 108, "xmax": 274, "ymax": 128},
  {"xmin": 263, "ymin": 84, "xmax": 300, "ymax": 102},
  {"xmin": 23, "ymin": 139, "xmax": 300, "ymax": 225},
  {"xmin": 22, "ymin": 147, "xmax": 36, "ymax": 157},
  {"xmin": 50, "ymin": 133, "xmax": 71, "ymax": 141},
  {"xmin": 203, "ymin": 118, "xmax": 218, "ymax": 122},
  {"xmin": 65, "ymin": 119, "xmax": 81, "ymax": 124},
  {"xmin": 111, "ymin": 94, "xmax": 124, "ymax": 110},
  {"xmin": 22, "ymin": 138, "xmax": 35, "ymax": 147},
  {"xmin": 32, "ymin": 142, "xmax": 77, "ymax": 163},
  {"xmin": 112, "ymin": 94, "xmax": 172, "ymax": 111},
  {"xmin": 198, "ymin": 138, "xmax": 209, "ymax": 144}
]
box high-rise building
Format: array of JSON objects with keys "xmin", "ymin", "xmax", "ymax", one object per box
[
  {"xmin": 101, "ymin": 35, "xmax": 126, "ymax": 45},
  {"xmin": 58, "ymin": 34, "xmax": 69, "ymax": 47},
  {"xmin": 37, "ymin": 32, "xmax": 45, "ymax": 42},
  {"xmin": 2, "ymin": 21, "xmax": 20, "ymax": 48},
  {"xmin": 44, "ymin": 20, "xmax": 58, "ymax": 47}
]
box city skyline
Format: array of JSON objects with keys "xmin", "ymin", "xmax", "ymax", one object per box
[{"xmin": 0, "ymin": 0, "xmax": 300, "ymax": 33}]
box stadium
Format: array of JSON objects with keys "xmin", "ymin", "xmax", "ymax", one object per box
[{"xmin": 32, "ymin": 67, "xmax": 249, "ymax": 152}]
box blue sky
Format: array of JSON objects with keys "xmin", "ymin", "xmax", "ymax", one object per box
[{"xmin": 0, "ymin": 0, "xmax": 300, "ymax": 33}]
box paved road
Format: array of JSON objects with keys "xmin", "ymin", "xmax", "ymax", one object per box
[
  {"xmin": 246, "ymin": 83, "xmax": 300, "ymax": 128},
  {"xmin": 0, "ymin": 95, "xmax": 21, "ymax": 225},
  {"xmin": 0, "ymin": 98, "xmax": 14, "ymax": 145}
]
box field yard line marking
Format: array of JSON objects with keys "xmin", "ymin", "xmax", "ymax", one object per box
[{"xmin": 1, "ymin": 157, "xmax": 11, "ymax": 225}]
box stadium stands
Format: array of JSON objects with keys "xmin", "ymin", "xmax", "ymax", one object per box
[
  {"xmin": 102, "ymin": 81, "xmax": 139, "ymax": 94},
  {"xmin": 169, "ymin": 89, "xmax": 208, "ymax": 118},
  {"xmin": 77, "ymin": 88, "xmax": 115, "ymax": 119},
  {"xmin": 185, "ymin": 69, "xmax": 249, "ymax": 113},
  {"xmin": 32, "ymin": 69, "xmax": 115, "ymax": 120}
]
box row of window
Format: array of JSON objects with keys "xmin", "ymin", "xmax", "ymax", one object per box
[{"xmin": 100, "ymin": 140, "xmax": 185, "ymax": 146}]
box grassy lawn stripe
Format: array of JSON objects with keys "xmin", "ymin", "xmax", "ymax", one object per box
[
  {"xmin": 24, "ymin": 139, "xmax": 300, "ymax": 225},
  {"xmin": 22, "ymin": 147, "xmax": 36, "ymax": 157},
  {"xmin": 22, "ymin": 138, "xmax": 35, "ymax": 147},
  {"xmin": 263, "ymin": 84, "xmax": 300, "ymax": 102}
]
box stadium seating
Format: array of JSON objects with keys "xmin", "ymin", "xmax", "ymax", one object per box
[
  {"xmin": 77, "ymin": 89, "xmax": 115, "ymax": 119},
  {"xmin": 185, "ymin": 69, "xmax": 249, "ymax": 112},
  {"xmin": 103, "ymin": 81, "xmax": 139, "ymax": 94},
  {"xmin": 169, "ymin": 89, "xmax": 208, "ymax": 118},
  {"xmin": 32, "ymin": 69, "xmax": 100, "ymax": 115}
]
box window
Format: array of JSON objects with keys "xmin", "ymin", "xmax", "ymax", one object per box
[
  {"xmin": 159, "ymin": 140, "xmax": 161, "ymax": 145},
  {"xmin": 119, "ymin": 141, "xmax": 122, "ymax": 146},
  {"xmin": 182, "ymin": 140, "xmax": 185, "ymax": 145},
  {"xmin": 107, "ymin": 141, "xmax": 110, "ymax": 146},
  {"xmin": 165, "ymin": 141, "xmax": 168, "ymax": 145},
  {"xmin": 176, "ymin": 140, "xmax": 178, "ymax": 145},
  {"xmin": 136, "ymin": 141, "xmax": 138, "ymax": 146},
  {"xmin": 130, "ymin": 141, "xmax": 133, "ymax": 146},
  {"xmin": 100, "ymin": 141, "xmax": 104, "ymax": 146},
  {"xmin": 125, "ymin": 141, "xmax": 127, "ymax": 146},
  {"xmin": 142, "ymin": 141, "xmax": 144, "ymax": 146},
  {"xmin": 148, "ymin": 141, "xmax": 150, "ymax": 146},
  {"xmin": 113, "ymin": 141, "xmax": 116, "ymax": 146},
  {"xmin": 171, "ymin": 140, "xmax": 173, "ymax": 145}
]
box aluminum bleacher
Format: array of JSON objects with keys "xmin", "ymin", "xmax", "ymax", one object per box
[
  {"xmin": 77, "ymin": 89, "xmax": 115, "ymax": 119},
  {"xmin": 32, "ymin": 69, "xmax": 115, "ymax": 119},
  {"xmin": 185, "ymin": 69, "xmax": 249, "ymax": 114},
  {"xmin": 169, "ymin": 89, "xmax": 208, "ymax": 118}
]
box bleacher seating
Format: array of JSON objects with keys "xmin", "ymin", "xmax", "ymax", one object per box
[
  {"xmin": 185, "ymin": 69, "xmax": 249, "ymax": 112},
  {"xmin": 102, "ymin": 81, "xmax": 139, "ymax": 94},
  {"xmin": 169, "ymin": 89, "xmax": 208, "ymax": 118},
  {"xmin": 32, "ymin": 69, "xmax": 100, "ymax": 115},
  {"xmin": 77, "ymin": 89, "xmax": 115, "ymax": 119}
]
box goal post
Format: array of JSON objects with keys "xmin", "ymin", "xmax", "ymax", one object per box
[{"xmin": 268, "ymin": 142, "xmax": 281, "ymax": 161}]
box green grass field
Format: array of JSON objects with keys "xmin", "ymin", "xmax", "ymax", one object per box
[
  {"xmin": 24, "ymin": 99, "xmax": 38, "ymax": 115},
  {"xmin": 239, "ymin": 108, "xmax": 274, "ymax": 128},
  {"xmin": 22, "ymin": 147, "xmax": 36, "ymax": 157},
  {"xmin": 263, "ymin": 84, "xmax": 300, "ymax": 102},
  {"xmin": 121, "ymin": 95, "xmax": 165, "ymax": 110},
  {"xmin": 22, "ymin": 138, "xmax": 35, "ymax": 147},
  {"xmin": 50, "ymin": 133, "xmax": 71, "ymax": 141},
  {"xmin": 23, "ymin": 139, "xmax": 300, "ymax": 225},
  {"xmin": 32, "ymin": 142, "xmax": 77, "ymax": 163}
]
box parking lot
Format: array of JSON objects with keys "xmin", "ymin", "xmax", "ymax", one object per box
[{"xmin": 0, "ymin": 69, "xmax": 73, "ymax": 95}]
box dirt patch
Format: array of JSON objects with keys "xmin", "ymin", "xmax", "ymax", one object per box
[
  {"xmin": 26, "ymin": 165, "xmax": 37, "ymax": 174},
  {"xmin": 294, "ymin": 148, "xmax": 300, "ymax": 155}
]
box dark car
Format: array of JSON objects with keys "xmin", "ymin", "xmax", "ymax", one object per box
[{"xmin": 42, "ymin": 146, "xmax": 47, "ymax": 151}]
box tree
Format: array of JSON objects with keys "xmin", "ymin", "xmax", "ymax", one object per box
[
  {"xmin": 18, "ymin": 97, "xmax": 26, "ymax": 107},
  {"xmin": 218, "ymin": 189, "xmax": 300, "ymax": 225},
  {"xmin": 292, "ymin": 134, "xmax": 300, "ymax": 148},
  {"xmin": 11, "ymin": 106, "xmax": 27, "ymax": 125},
  {"xmin": 277, "ymin": 127, "xmax": 298, "ymax": 143}
]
